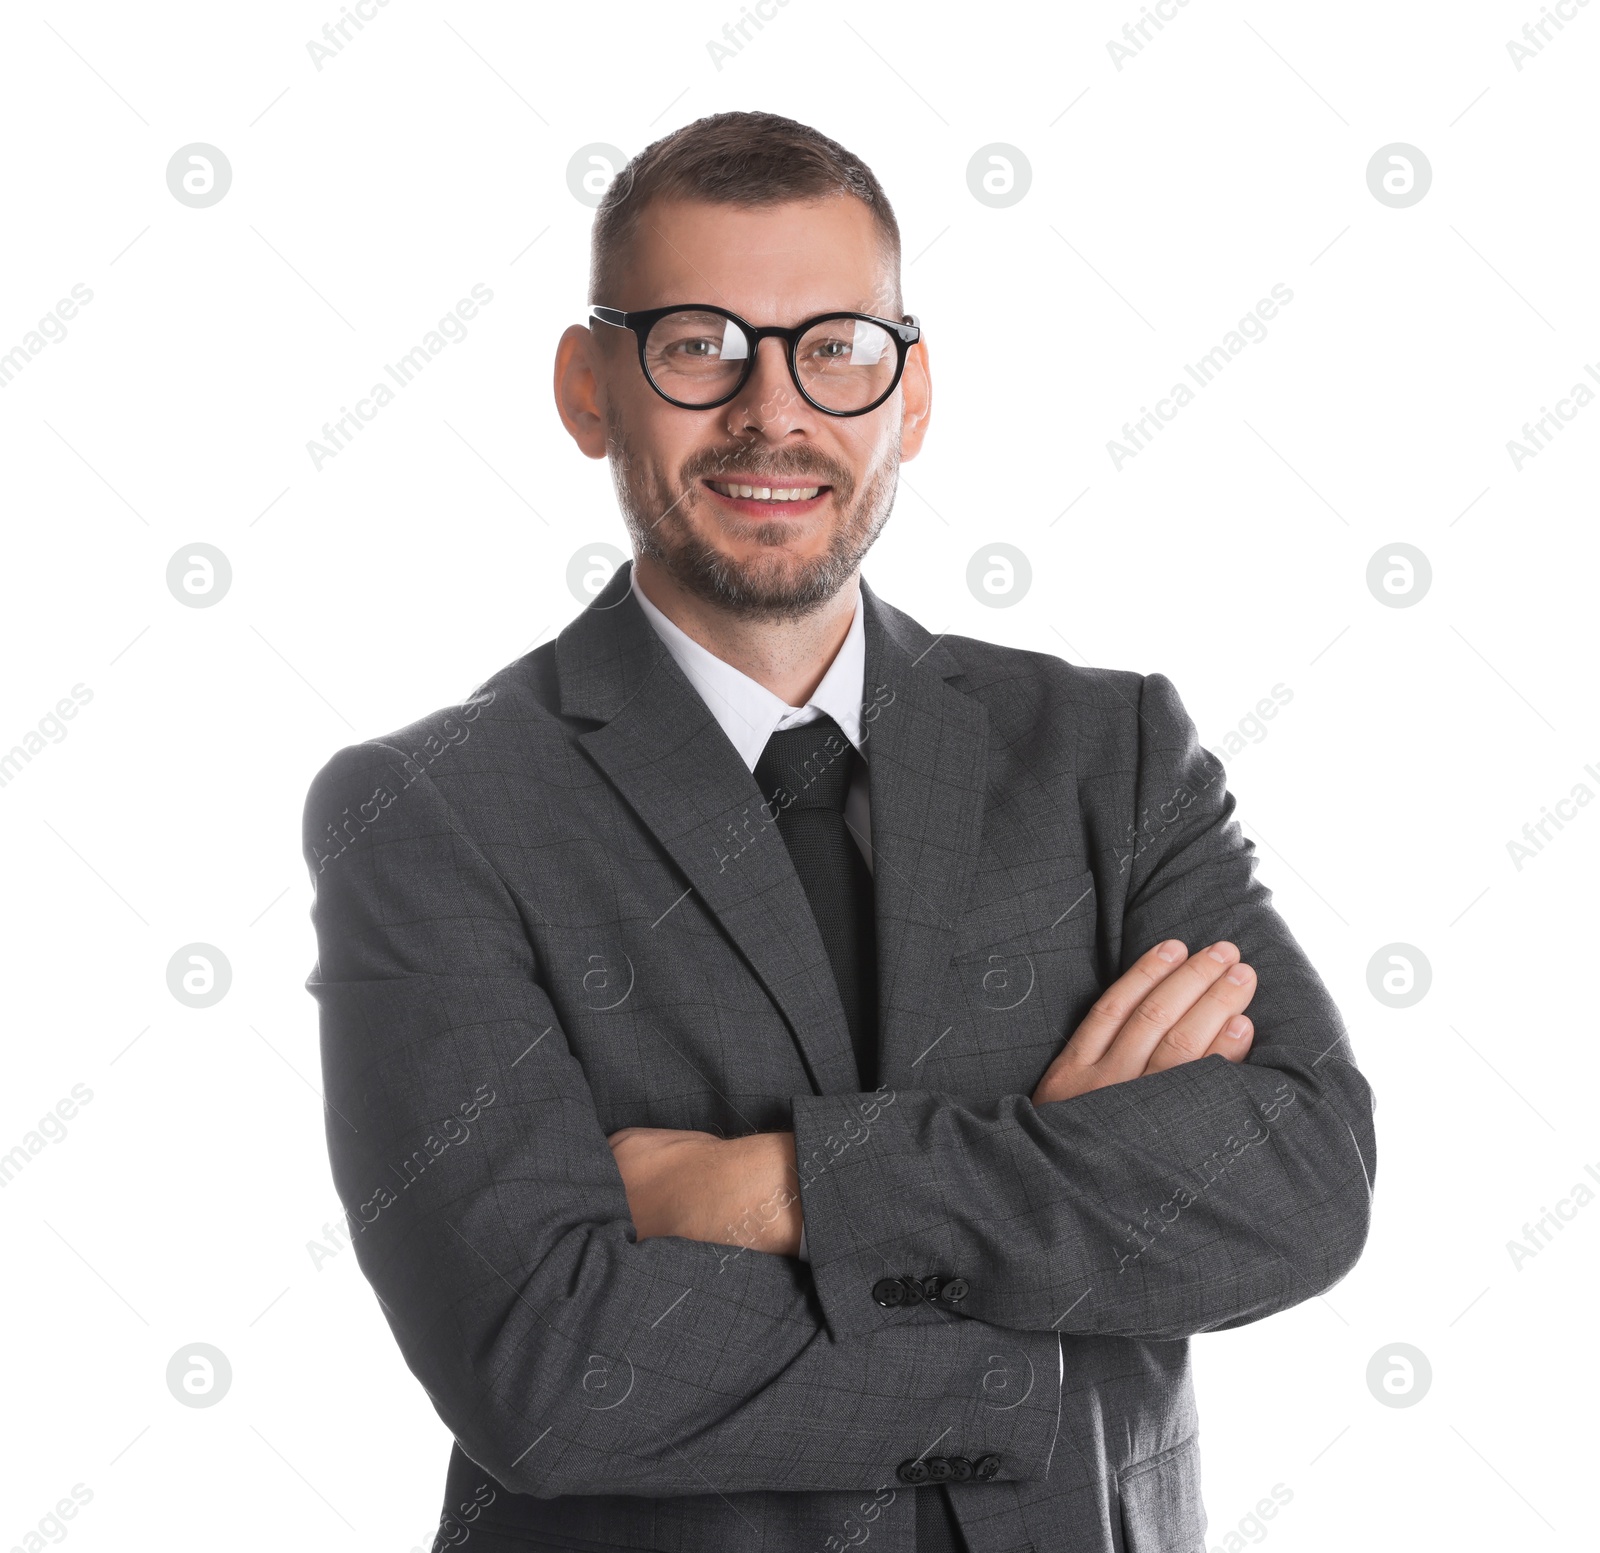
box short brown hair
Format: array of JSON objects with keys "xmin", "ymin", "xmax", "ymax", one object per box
[{"xmin": 589, "ymin": 111, "xmax": 902, "ymax": 314}]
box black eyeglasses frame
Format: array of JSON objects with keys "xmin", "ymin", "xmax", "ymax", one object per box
[{"xmin": 588, "ymin": 303, "xmax": 922, "ymax": 417}]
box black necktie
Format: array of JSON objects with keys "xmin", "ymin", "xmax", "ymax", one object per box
[
  {"xmin": 753, "ymin": 715, "xmax": 877, "ymax": 1091},
  {"xmin": 752, "ymin": 716, "xmax": 969, "ymax": 1553}
]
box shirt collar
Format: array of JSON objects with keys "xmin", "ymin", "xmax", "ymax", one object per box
[{"xmin": 629, "ymin": 568, "xmax": 866, "ymax": 772}]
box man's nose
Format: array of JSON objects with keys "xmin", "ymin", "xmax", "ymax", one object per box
[{"xmin": 723, "ymin": 336, "xmax": 812, "ymax": 438}]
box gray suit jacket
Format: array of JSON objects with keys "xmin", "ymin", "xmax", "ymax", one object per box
[{"xmin": 301, "ymin": 559, "xmax": 1375, "ymax": 1553}]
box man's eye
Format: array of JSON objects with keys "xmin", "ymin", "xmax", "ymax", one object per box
[{"xmin": 669, "ymin": 338, "xmax": 719, "ymax": 359}]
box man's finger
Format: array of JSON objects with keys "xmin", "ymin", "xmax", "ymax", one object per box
[
  {"xmin": 1092, "ymin": 942, "xmax": 1242, "ymax": 1083},
  {"xmin": 1192, "ymin": 1014, "xmax": 1255, "ymax": 1066},
  {"xmin": 1142, "ymin": 956, "xmax": 1257, "ymax": 1073},
  {"xmin": 1059, "ymin": 939, "xmax": 1190, "ymax": 1067}
]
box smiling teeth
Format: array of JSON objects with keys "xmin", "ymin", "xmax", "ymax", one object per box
[{"xmin": 709, "ymin": 482, "xmax": 821, "ymax": 501}]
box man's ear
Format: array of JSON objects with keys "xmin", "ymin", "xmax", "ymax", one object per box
[
  {"xmin": 554, "ymin": 323, "xmax": 609, "ymax": 459},
  {"xmin": 898, "ymin": 336, "xmax": 932, "ymax": 461}
]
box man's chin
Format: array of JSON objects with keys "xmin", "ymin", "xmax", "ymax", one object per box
[{"xmin": 658, "ymin": 540, "xmax": 852, "ymax": 620}]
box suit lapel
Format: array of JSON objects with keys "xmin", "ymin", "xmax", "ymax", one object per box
[
  {"xmin": 554, "ymin": 561, "xmax": 990, "ymax": 1099},
  {"xmin": 557, "ymin": 561, "xmax": 861, "ymax": 1095},
  {"xmin": 856, "ymin": 577, "xmax": 990, "ymax": 1089}
]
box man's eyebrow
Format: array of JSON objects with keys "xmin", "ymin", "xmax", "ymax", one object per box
[
  {"xmin": 787, "ymin": 298, "xmax": 889, "ymax": 315},
  {"xmin": 753, "ymin": 303, "xmax": 882, "ymax": 316}
]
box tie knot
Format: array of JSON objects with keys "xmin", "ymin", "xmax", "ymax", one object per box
[{"xmin": 754, "ymin": 715, "xmax": 856, "ymax": 813}]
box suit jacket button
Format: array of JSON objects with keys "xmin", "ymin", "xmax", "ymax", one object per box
[
  {"xmin": 925, "ymin": 1456, "xmax": 951, "ymax": 1481},
  {"xmin": 947, "ymin": 1456, "xmax": 974, "ymax": 1482},
  {"xmin": 899, "ymin": 1274, "xmax": 925, "ymax": 1304},
  {"xmin": 872, "ymin": 1278, "xmax": 908, "ymax": 1307},
  {"xmin": 897, "ymin": 1459, "xmax": 929, "ymax": 1485},
  {"xmin": 974, "ymin": 1454, "xmax": 1001, "ymax": 1481},
  {"xmin": 920, "ymin": 1275, "xmax": 944, "ymax": 1302},
  {"xmin": 940, "ymin": 1277, "xmax": 970, "ymax": 1303}
]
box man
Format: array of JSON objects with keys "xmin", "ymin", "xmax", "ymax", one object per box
[{"xmin": 302, "ymin": 111, "xmax": 1375, "ymax": 1553}]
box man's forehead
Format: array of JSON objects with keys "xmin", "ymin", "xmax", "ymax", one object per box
[{"xmin": 615, "ymin": 196, "xmax": 896, "ymax": 315}]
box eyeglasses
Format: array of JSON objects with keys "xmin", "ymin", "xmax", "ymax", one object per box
[{"xmin": 588, "ymin": 303, "xmax": 922, "ymax": 417}]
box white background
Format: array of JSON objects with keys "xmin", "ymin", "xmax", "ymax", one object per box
[{"xmin": 2, "ymin": 2, "xmax": 1595, "ymax": 1549}]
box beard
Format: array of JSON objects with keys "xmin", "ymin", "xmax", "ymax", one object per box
[{"xmin": 603, "ymin": 411, "xmax": 899, "ymax": 623}]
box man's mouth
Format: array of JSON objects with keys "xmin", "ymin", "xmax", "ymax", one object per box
[{"xmin": 703, "ymin": 478, "xmax": 829, "ymax": 507}]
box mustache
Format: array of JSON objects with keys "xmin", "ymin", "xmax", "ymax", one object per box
[{"xmin": 684, "ymin": 448, "xmax": 849, "ymax": 488}]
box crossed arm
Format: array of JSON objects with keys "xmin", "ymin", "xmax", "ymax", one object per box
[
  {"xmin": 608, "ymin": 934, "xmax": 1265, "ymax": 1259},
  {"xmin": 610, "ymin": 671, "xmax": 1375, "ymax": 1344}
]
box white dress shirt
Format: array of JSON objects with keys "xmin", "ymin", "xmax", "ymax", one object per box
[
  {"xmin": 629, "ymin": 571, "xmax": 872, "ymax": 871},
  {"xmin": 630, "ymin": 569, "xmax": 876, "ymax": 1264}
]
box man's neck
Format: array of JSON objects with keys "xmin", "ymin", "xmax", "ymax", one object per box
[{"xmin": 632, "ymin": 555, "xmax": 859, "ymax": 708}]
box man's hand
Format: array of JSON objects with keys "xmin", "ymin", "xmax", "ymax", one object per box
[
  {"xmin": 1031, "ymin": 939, "xmax": 1257, "ymax": 1105},
  {"xmin": 607, "ymin": 1126, "xmax": 803, "ymax": 1257}
]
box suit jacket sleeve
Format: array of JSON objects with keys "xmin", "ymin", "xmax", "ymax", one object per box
[
  {"xmin": 302, "ymin": 742, "xmax": 1061, "ymax": 1499},
  {"xmin": 792, "ymin": 671, "xmax": 1377, "ymax": 1343}
]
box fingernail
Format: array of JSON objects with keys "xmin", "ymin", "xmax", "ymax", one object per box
[
  {"xmin": 1225, "ymin": 965, "xmax": 1251, "ymax": 985},
  {"xmin": 1226, "ymin": 1017, "xmax": 1249, "ymax": 1038},
  {"xmin": 1207, "ymin": 946, "xmax": 1229, "ymax": 963},
  {"xmin": 1156, "ymin": 940, "xmax": 1183, "ymax": 962}
]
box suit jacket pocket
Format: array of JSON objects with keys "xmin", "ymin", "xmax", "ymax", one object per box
[{"xmin": 1117, "ymin": 1434, "xmax": 1205, "ymax": 1553}]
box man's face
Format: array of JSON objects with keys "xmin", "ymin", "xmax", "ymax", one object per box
[{"xmin": 560, "ymin": 195, "xmax": 931, "ymax": 621}]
